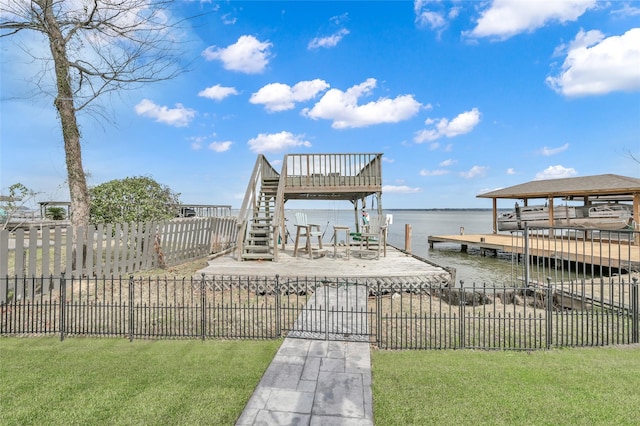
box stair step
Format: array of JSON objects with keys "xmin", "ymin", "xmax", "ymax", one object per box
[
  {"xmin": 245, "ymin": 246, "xmax": 270, "ymax": 251},
  {"xmin": 241, "ymin": 253, "xmax": 275, "ymax": 261},
  {"xmin": 244, "ymin": 246, "xmax": 271, "ymax": 252},
  {"xmin": 249, "ymin": 229, "xmax": 271, "ymax": 235},
  {"xmin": 246, "ymin": 236, "xmax": 270, "ymax": 242},
  {"xmin": 250, "ymin": 225, "xmax": 272, "ymax": 231},
  {"xmin": 247, "ymin": 236, "xmax": 270, "ymax": 242}
]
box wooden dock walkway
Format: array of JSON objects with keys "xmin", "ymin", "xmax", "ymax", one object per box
[{"xmin": 428, "ymin": 233, "xmax": 640, "ymax": 271}]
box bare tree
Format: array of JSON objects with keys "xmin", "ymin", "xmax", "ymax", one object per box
[
  {"xmin": 0, "ymin": 0, "xmax": 184, "ymax": 230},
  {"xmin": 0, "ymin": 183, "xmax": 40, "ymax": 231}
]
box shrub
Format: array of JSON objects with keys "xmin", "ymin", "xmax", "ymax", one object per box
[
  {"xmin": 90, "ymin": 176, "xmax": 181, "ymax": 224},
  {"xmin": 45, "ymin": 207, "xmax": 67, "ymax": 220}
]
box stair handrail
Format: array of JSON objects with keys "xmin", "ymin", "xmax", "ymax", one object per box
[
  {"xmin": 236, "ymin": 155, "xmax": 264, "ymax": 258},
  {"xmin": 236, "ymin": 155, "xmax": 280, "ymax": 259},
  {"xmin": 272, "ymin": 156, "xmax": 288, "ymax": 260}
]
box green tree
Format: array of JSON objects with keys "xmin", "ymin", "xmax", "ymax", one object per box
[{"xmin": 90, "ymin": 176, "xmax": 181, "ymax": 224}]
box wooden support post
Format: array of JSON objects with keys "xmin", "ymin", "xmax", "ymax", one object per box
[{"xmin": 405, "ymin": 224, "xmax": 412, "ymax": 253}]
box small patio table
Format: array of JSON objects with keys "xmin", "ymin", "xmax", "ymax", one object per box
[{"xmin": 332, "ymin": 225, "xmax": 350, "ymax": 259}]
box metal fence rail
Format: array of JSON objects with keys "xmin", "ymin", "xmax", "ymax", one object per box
[
  {"xmin": 2, "ymin": 275, "xmax": 638, "ymax": 350},
  {"xmin": 510, "ymin": 226, "xmax": 639, "ymax": 287}
]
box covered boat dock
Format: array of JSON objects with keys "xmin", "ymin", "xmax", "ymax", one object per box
[
  {"xmin": 476, "ymin": 174, "xmax": 640, "ymax": 235},
  {"xmin": 428, "ymin": 174, "xmax": 640, "ymax": 274}
]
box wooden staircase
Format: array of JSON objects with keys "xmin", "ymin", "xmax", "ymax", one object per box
[{"xmin": 240, "ymin": 177, "xmax": 279, "ymax": 261}]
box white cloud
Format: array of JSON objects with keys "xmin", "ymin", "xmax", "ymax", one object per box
[
  {"xmin": 382, "ymin": 185, "xmax": 422, "ymax": 194},
  {"xmin": 534, "ymin": 165, "xmax": 577, "ymax": 180},
  {"xmin": 302, "ymin": 78, "xmax": 421, "ymax": 129},
  {"xmin": 190, "ymin": 135, "xmax": 206, "ymax": 150},
  {"xmin": 540, "ymin": 143, "xmax": 569, "ymax": 156},
  {"xmin": 202, "ymin": 35, "xmax": 272, "ymax": 74},
  {"xmin": 198, "ymin": 84, "xmax": 238, "ymax": 101},
  {"xmin": 270, "ymin": 159, "xmax": 283, "ymax": 168},
  {"xmin": 250, "ymin": 79, "xmax": 330, "ymax": 112},
  {"xmin": 134, "ymin": 99, "xmax": 195, "ymax": 127},
  {"xmin": 248, "ymin": 131, "xmax": 311, "ymax": 153},
  {"xmin": 468, "ymin": 0, "xmax": 596, "ymax": 40},
  {"xmin": 415, "ymin": 10, "xmax": 446, "ymax": 31},
  {"xmin": 460, "ymin": 165, "xmax": 488, "ymax": 179},
  {"xmin": 308, "ymin": 28, "xmax": 350, "ymax": 49},
  {"xmin": 506, "ymin": 168, "xmax": 517, "ymax": 175},
  {"xmin": 414, "ymin": 0, "xmax": 459, "ymax": 32},
  {"xmin": 439, "ymin": 158, "xmax": 456, "ymax": 167},
  {"xmin": 546, "ymin": 28, "xmax": 640, "ymax": 96},
  {"xmin": 415, "ymin": 108, "xmax": 481, "ymax": 143},
  {"xmin": 190, "ymin": 134, "xmax": 231, "ymax": 151},
  {"xmin": 209, "ymin": 141, "xmax": 232, "ymax": 152},
  {"xmin": 221, "ymin": 13, "xmax": 237, "ymax": 25},
  {"xmin": 419, "ymin": 169, "xmax": 449, "ymax": 176},
  {"xmin": 611, "ymin": 4, "xmax": 640, "ymax": 17}
]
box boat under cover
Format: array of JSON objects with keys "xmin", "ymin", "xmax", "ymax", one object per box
[{"xmin": 498, "ymin": 203, "xmax": 634, "ymax": 231}]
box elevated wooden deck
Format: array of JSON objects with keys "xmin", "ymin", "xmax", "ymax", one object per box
[
  {"xmin": 428, "ymin": 233, "xmax": 640, "ymax": 271},
  {"xmin": 237, "ymin": 153, "xmax": 385, "ymax": 262}
]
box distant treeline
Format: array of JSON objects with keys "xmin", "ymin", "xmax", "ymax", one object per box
[{"xmin": 385, "ymin": 208, "xmax": 504, "ymax": 212}]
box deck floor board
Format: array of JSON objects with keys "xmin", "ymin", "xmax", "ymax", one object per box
[{"xmin": 198, "ymin": 244, "xmax": 451, "ymax": 282}]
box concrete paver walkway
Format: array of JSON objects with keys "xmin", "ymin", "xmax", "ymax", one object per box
[
  {"xmin": 237, "ymin": 284, "xmax": 374, "ymax": 425},
  {"xmin": 236, "ymin": 338, "xmax": 373, "ymax": 425}
]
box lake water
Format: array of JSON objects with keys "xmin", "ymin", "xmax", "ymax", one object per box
[{"xmin": 283, "ymin": 209, "xmax": 515, "ymax": 286}]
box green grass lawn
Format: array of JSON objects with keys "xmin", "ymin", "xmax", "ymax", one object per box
[
  {"xmin": 4, "ymin": 338, "xmax": 640, "ymax": 426},
  {"xmin": 372, "ymin": 347, "xmax": 640, "ymax": 425},
  {"xmin": 0, "ymin": 337, "xmax": 280, "ymax": 425}
]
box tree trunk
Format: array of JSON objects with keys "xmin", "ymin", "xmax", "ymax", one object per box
[{"xmin": 41, "ymin": 1, "xmax": 90, "ymax": 230}]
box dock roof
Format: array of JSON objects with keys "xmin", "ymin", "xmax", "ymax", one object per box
[{"xmin": 477, "ymin": 174, "xmax": 640, "ymax": 200}]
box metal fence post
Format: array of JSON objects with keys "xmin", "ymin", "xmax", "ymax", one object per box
[
  {"xmin": 459, "ymin": 280, "xmax": 465, "ymax": 349},
  {"xmin": 201, "ymin": 273, "xmax": 206, "ymax": 341},
  {"xmin": 524, "ymin": 227, "xmax": 530, "ymax": 287},
  {"xmin": 275, "ymin": 274, "xmax": 281, "ymax": 337},
  {"xmin": 128, "ymin": 276, "xmax": 134, "ymax": 342},
  {"xmin": 376, "ymin": 281, "xmax": 382, "ymax": 347},
  {"xmin": 632, "ymin": 278, "xmax": 638, "ymax": 344},
  {"xmin": 59, "ymin": 272, "xmax": 66, "ymax": 342},
  {"xmin": 546, "ymin": 277, "xmax": 553, "ymax": 349},
  {"xmin": 324, "ymin": 279, "xmax": 329, "ymax": 341}
]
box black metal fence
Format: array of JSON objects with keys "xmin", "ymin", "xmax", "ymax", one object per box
[{"xmin": 2, "ymin": 274, "xmax": 639, "ymax": 350}]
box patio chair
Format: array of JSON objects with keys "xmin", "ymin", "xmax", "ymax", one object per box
[
  {"xmin": 360, "ymin": 215, "xmax": 388, "ymax": 259},
  {"xmin": 293, "ymin": 212, "xmax": 324, "ymax": 258}
]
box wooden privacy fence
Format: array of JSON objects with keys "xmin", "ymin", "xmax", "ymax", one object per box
[{"xmin": 0, "ymin": 217, "xmax": 238, "ymax": 281}]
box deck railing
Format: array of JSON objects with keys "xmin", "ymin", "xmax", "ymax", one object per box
[{"xmin": 283, "ymin": 153, "xmax": 382, "ymax": 191}]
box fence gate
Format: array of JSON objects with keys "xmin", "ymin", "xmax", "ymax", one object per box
[{"xmin": 285, "ymin": 281, "xmax": 374, "ymax": 342}]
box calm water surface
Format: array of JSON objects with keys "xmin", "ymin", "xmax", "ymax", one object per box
[{"xmin": 282, "ymin": 209, "xmax": 515, "ymax": 286}]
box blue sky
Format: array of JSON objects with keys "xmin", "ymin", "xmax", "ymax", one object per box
[{"xmin": 1, "ymin": 0, "xmax": 639, "ymax": 210}]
